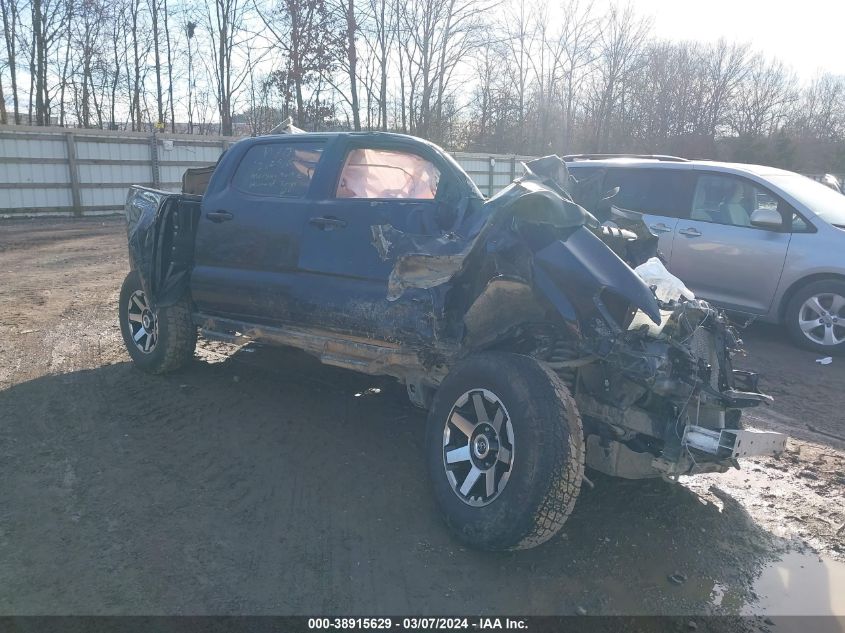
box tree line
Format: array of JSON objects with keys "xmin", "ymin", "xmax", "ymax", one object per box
[{"xmin": 2, "ymin": 0, "xmax": 845, "ymax": 172}]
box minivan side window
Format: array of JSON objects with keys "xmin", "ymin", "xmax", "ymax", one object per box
[
  {"xmin": 232, "ymin": 142, "xmax": 324, "ymax": 197},
  {"xmin": 602, "ymin": 168, "xmax": 694, "ymax": 218}
]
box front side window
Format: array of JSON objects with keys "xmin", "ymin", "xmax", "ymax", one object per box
[
  {"xmin": 691, "ymin": 174, "xmax": 778, "ymax": 228},
  {"xmin": 336, "ymin": 148, "xmax": 441, "ymax": 199},
  {"xmin": 232, "ymin": 142, "xmax": 324, "ymax": 197}
]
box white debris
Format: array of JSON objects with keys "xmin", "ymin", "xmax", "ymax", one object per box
[
  {"xmin": 634, "ymin": 257, "xmax": 695, "ymax": 303},
  {"xmin": 816, "ymin": 356, "xmax": 833, "ymax": 365}
]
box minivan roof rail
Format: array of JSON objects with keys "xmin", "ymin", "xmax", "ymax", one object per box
[{"xmin": 562, "ymin": 153, "xmax": 690, "ymax": 162}]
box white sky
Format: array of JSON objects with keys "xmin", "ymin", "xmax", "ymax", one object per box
[{"xmin": 632, "ymin": 0, "xmax": 845, "ymax": 78}]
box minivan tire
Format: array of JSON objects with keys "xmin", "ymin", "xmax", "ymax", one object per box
[
  {"xmin": 425, "ymin": 352, "xmax": 584, "ymax": 550},
  {"xmin": 785, "ymin": 279, "xmax": 845, "ymax": 355},
  {"xmin": 119, "ymin": 270, "xmax": 197, "ymax": 373}
]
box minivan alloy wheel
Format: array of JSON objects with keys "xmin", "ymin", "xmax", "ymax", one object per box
[
  {"xmin": 798, "ymin": 292, "xmax": 845, "ymax": 347},
  {"xmin": 126, "ymin": 289, "xmax": 158, "ymax": 354},
  {"xmin": 442, "ymin": 388, "xmax": 515, "ymax": 507}
]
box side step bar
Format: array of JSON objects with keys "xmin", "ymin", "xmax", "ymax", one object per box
[
  {"xmin": 683, "ymin": 425, "xmax": 787, "ymax": 459},
  {"xmin": 195, "ymin": 313, "xmax": 454, "ymax": 384}
]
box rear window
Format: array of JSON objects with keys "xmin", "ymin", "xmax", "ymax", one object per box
[
  {"xmin": 603, "ymin": 168, "xmax": 694, "ymax": 218},
  {"xmin": 232, "ymin": 142, "xmax": 324, "ymax": 197}
]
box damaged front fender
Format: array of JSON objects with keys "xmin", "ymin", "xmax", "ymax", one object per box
[
  {"xmin": 373, "ymin": 180, "xmax": 594, "ymax": 302},
  {"xmin": 533, "ymin": 228, "xmax": 662, "ymax": 328},
  {"xmin": 371, "ymin": 165, "xmax": 660, "ymax": 340}
]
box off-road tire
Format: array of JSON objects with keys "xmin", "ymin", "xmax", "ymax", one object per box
[
  {"xmin": 119, "ymin": 270, "xmax": 197, "ymax": 373},
  {"xmin": 425, "ymin": 352, "xmax": 585, "ymax": 551},
  {"xmin": 785, "ymin": 279, "xmax": 845, "ymax": 355}
]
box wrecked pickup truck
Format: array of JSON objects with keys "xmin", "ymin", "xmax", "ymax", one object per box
[{"xmin": 120, "ymin": 132, "xmax": 787, "ymax": 551}]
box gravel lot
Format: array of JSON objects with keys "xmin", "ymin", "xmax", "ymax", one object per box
[{"xmin": 1, "ymin": 217, "xmax": 843, "ymax": 620}]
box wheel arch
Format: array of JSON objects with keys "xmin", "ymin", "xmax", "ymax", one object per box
[{"xmin": 777, "ymin": 272, "xmax": 845, "ymax": 322}]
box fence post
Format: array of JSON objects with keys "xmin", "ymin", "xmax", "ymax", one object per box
[
  {"xmin": 510, "ymin": 157, "xmax": 516, "ymax": 182},
  {"xmin": 65, "ymin": 132, "xmax": 82, "ymax": 217},
  {"xmin": 488, "ymin": 157, "xmax": 495, "ymax": 197},
  {"xmin": 149, "ymin": 131, "xmax": 160, "ymax": 188}
]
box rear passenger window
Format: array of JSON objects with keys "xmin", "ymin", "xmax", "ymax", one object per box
[
  {"xmin": 232, "ymin": 142, "xmax": 324, "ymax": 197},
  {"xmin": 604, "ymin": 168, "xmax": 694, "ymax": 218}
]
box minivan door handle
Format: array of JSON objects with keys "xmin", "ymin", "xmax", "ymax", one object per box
[
  {"xmin": 309, "ymin": 215, "xmax": 347, "ymax": 230},
  {"xmin": 206, "ymin": 210, "xmax": 234, "ymax": 223},
  {"xmin": 679, "ymin": 227, "xmax": 702, "ymax": 237},
  {"xmin": 649, "ymin": 222, "xmax": 673, "ymax": 234}
]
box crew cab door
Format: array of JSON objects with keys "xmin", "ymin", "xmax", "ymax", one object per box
[
  {"xmin": 601, "ymin": 167, "xmax": 695, "ymax": 262},
  {"xmin": 191, "ymin": 137, "xmax": 326, "ymax": 322},
  {"xmin": 294, "ymin": 140, "xmax": 455, "ymax": 340},
  {"xmin": 668, "ymin": 172, "xmax": 791, "ymax": 314}
]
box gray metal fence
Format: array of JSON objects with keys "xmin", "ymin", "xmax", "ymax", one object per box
[{"xmin": 0, "ymin": 125, "xmax": 534, "ymax": 218}]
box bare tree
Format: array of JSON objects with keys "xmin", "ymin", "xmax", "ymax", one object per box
[
  {"xmin": 340, "ymin": 0, "xmax": 360, "ymax": 129},
  {"xmin": 587, "ymin": 2, "xmax": 651, "ymax": 150},
  {"xmin": 256, "ymin": 0, "xmax": 342, "ymax": 127},
  {"xmin": 0, "ymin": 0, "xmax": 21, "ymax": 122},
  {"xmin": 26, "ymin": 0, "xmax": 72, "ymax": 124},
  {"xmin": 729, "ymin": 54, "xmax": 796, "ymax": 137},
  {"xmin": 360, "ymin": 0, "xmax": 395, "ymax": 129},
  {"xmin": 207, "ymin": 0, "xmax": 250, "ymax": 134},
  {"xmin": 400, "ymin": 0, "xmax": 492, "ymax": 141},
  {"xmin": 556, "ymin": 0, "xmax": 599, "ymax": 148}
]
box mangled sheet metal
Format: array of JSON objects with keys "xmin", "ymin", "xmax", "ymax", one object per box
[
  {"xmin": 370, "ymin": 155, "xmax": 662, "ymax": 327},
  {"xmin": 371, "ymin": 161, "xmax": 589, "ymax": 300}
]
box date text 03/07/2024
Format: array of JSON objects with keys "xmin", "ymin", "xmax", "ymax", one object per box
[{"xmin": 306, "ymin": 617, "xmax": 528, "ymax": 630}]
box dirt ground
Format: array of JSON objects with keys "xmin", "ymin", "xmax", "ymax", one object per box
[{"xmin": 1, "ymin": 217, "xmax": 844, "ymax": 620}]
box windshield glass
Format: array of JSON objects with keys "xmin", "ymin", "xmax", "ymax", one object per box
[{"xmin": 768, "ymin": 173, "xmax": 845, "ymax": 226}]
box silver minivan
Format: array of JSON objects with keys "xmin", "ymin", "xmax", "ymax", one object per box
[{"xmin": 565, "ymin": 156, "xmax": 845, "ymax": 353}]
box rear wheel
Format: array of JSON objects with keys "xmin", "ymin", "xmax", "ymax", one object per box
[
  {"xmin": 786, "ymin": 280, "xmax": 845, "ymax": 355},
  {"xmin": 425, "ymin": 352, "xmax": 584, "ymax": 550},
  {"xmin": 119, "ymin": 270, "xmax": 197, "ymax": 373}
]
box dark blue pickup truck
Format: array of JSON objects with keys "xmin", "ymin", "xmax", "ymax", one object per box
[{"xmin": 120, "ymin": 132, "xmax": 785, "ymax": 550}]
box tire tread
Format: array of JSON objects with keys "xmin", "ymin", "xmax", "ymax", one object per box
[
  {"xmin": 513, "ymin": 361, "xmax": 584, "ymax": 549},
  {"xmin": 153, "ymin": 295, "xmax": 197, "ymax": 374}
]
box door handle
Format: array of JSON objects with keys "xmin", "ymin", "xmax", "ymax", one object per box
[
  {"xmin": 649, "ymin": 222, "xmax": 673, "ymax": 234},
  {"xmin": 309, "ymin": 216, "xmax": 347, "ymax": 230},
  {"xmin": 206, "ymin": 210, "xmax": 234, "ymax": 223},
  {"xmin": 679, "ymin": 227, "xmax": 702, "ymax": 237}
]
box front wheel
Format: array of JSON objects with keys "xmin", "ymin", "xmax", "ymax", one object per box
[
  {"xmin": 425, "ymin": 352, "xmax": 584, "ymax": 550},
  {"xmin": 785, "ymin": 280, "xmax": 845, "ymax": 355},
  {"xmin": 119, "ymin": 271, "xmax": 197, "ymax": 373}
]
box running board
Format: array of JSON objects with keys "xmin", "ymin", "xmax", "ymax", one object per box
[
  {"xmin": 199, "ymin": 327, "xmax": 243, "ymax": 344},
  {"xmin": 195, "ymin": 313, "xmax": 452, "ymax": 383}
]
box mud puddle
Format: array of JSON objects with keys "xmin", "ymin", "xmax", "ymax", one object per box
[{"xmin": 744, "ymin": 551, "xmax": 845, "ymax": 616}]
